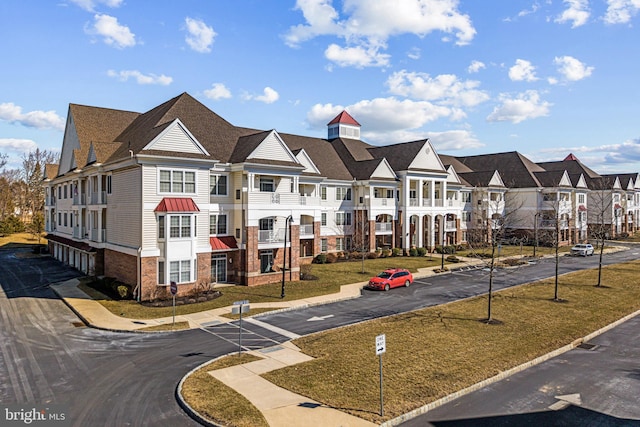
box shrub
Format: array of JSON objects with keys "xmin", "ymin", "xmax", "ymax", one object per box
[
  {"xmin": 313, "ymin": 253, "xmax": 327, "ymax": 264},
  {"xmin": 392, "ymin": 247, "xmax": 402, "ymax": 257},
  {"xmin": 367, "ymin": 252, "xmax": 378, "ymax": 259},
  {"xmin": 417, "ymin": 247, "xmax": 427, "ymax": 256},
  {"xmin": 409, "ymin": 248, "xmax": 418, "ymax": 257},
  {"xmin": 445, "ymin": 255, "xmax": 460, "ymax": 263},
  {"xmin": 325, "ymin": 252, "xmax": 338, "ymax": 263},
  {"xmin": 117, "ymin": 284, "xmax": 132, "ymax": 299},
  {"xmin": 435, "ymin": 245, "xmax": 456, "ymax": 254},
  {"xmin": 380, "ymin": 249, "xmax": 391, "ymax": 258}
]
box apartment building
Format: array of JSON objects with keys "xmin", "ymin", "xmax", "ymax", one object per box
[{"xmin": 43, "ymin": 93, "xmax": 639, "ymax": 300}]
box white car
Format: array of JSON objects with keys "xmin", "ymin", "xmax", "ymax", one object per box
[{"xmin": 571, "ymin": 243, "xmax": 594, "ymax": 256}]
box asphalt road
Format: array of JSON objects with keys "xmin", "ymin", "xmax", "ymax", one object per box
[
  {"xmin": 1, "ymin": 244, "xmax": 638, "ymax": 426},
  {"xmin": 402, "ymin": 314, "xmax": 640, "ymax": 427}
]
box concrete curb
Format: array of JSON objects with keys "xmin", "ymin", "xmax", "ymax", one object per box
[
  {"xmin": 380, "ymin": 307, "xmax": 640, "ymax": 427},
  {"xmin": 176, "ymin": 356, "xmax": 229, "ymax": 427}
]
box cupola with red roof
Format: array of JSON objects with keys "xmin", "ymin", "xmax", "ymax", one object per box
[
  {"xmin": 327, "ymin": 110, "xmax": 361, "ymax": 140},
  {"xmin": 564, "ymin": 153, "xmax": 579, "ymax": 161}
]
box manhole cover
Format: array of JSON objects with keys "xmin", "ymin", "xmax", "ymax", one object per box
[{"xmin": 577, "ymin": 342, "xmax": 598, "ymax": 350}]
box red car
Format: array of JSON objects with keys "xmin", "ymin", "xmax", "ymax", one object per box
[{"xmin": 366, "ymin": 268, "xmax": 413, "ymax": 291}]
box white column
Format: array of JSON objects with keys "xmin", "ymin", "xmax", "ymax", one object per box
[{"xmin": 418, "ymin": 179, "xmax": 423, "ymax": 206}]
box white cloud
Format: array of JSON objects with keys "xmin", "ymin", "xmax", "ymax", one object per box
[
  {"xmin": 69, "ymin": 0, "xmax": 123, "ymax": 12},
  {"xmin": 307, "ymin": 97, "xmax": 453, "ymax": 135},
  {"xmin": 487, "ymin": 90, "xmax": 552, "ymax": 124},
  {"xmin": 324, "ymin": 43, "xmax": 390, "ymax": 68},
  {"xmin": 86, "ymin": 14, "xmax": 136, "ymax": 49},
  {"xmin": 0, "ymin": 103, "xmax": 65, "ymax": 131},
  {"xmin": 508, "ymin": 59, "xmax": 538, "ymax": 82},
  {"xmin": 604, "ymin": 0, "xmax": 640, "ymax": 24},
  {"xmin": 185, "ymin": 17, "xmax": 216, "ymax": 53},
  {"xmin": 407, "ymin": 47, "xmax": 421, "ymax": 60},
  {"xmin": 467, "ymin": 60, "xmax": 485, "ymax": 73},
  {"xmin": 536, "ymin": 137, "xmax": 640, "ymax": 172},
  {"xmin": 386, "ymin": 70, "xmax": 490, "ymax": 108},
  {"xmin": 555, "ymin": 0, "xmax": 590, "ymax": 27},
  {"xmin": 203, "ymin": 83, "xmax": 232, "ymax": 100},
  {"xmin": 425, "ymin": 130, "xmax": 484, "ymax": 150},
  {"xmin": 285, "ymin": 0, "xmax": 476, "ymax": 68},
  {"xmin": 553, "ymin": 55, "xmax": 594, "ymax": 81},
  {"xmin": 0, "ymin": 138, "xmax": 39, "ymax": 154},
  {"xmin": 107, "ymin": 70, "xmax": 172, "ymax": 85},
  {"xmin": 243, "ymin": 87, "xmax": 280, "ymax": 104}
]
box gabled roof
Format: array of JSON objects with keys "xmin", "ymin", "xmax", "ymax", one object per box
[
  {"xmin": 368, "ymin": 139, "xmax": 434, "ymax": 172},
  {"xmin": 280, "ymin": 133, "xmax": 353, "ymax": 180},
  {"xmin": 112, "ymin": 92, "xmax": 239, "ymax": 163},
  {"xmin": 455, "ymin": 151, "xmax": 544, "ymax": 188},
  {"xmin": 439, "ymin": 154, "xmax": 474, "ymax": 173},
  {"xmin": 327, "ymin": 110, "xmax": 360, "ymax": 126},
  {"xmin": 458, "ymin": 171, "xmax": 504, "ymax": 188},
  {"xmin": 44, "ymin": 164, "xmax": 59, "ymax": 180},
  {"xmin": 533, "ymin": 170, "xmax": 573, "ymax": 187}
]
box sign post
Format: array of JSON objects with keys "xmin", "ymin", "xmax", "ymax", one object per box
[
  {"xmin": 170, "ymin": 281, "xmax": 178, "ymax": 326},
  {"xmin": 232, "ymin": 300, "xmax": 250, "ymax": 354},
  {"xmin": 375, "ymin": 334, "xmax": 386, "ymax": 417}
]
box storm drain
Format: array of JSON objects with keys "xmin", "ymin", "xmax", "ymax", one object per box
[
  {"xmin": 577, "ymin": 342, "xmax": 598, "ymax": 351},
  {"xmin": 71, "ymin": 321, "xmax": 86, "ymax": 328}
]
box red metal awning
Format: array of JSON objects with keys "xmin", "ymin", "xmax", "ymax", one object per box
[
  {"xmin": 615, "ymin": 203, "xmax": 622, "ymax": 209},
  {"xmin": 578, "ymin": 205, "xmax": 587, "ymax": 211},
  {"xmin": 210, "ymin": 236, "xmax": 238, "ymax": 251},
  {"xmin": 154, "ymin": 197, "xmax": 200, "ymax": 212}
]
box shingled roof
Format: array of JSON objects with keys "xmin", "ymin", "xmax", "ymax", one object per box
[
  {"xmin": 455, "ymin": 151, "xmax": 545, "ymax": 188},
  {"xmin": 368, "ymin": 139, "xmax": 430, "ymax": 172},
  {"xmin": 279, "ymin": 132, "xmax": 353, "ymax": 180}
]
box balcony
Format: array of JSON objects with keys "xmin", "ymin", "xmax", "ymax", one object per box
[
  {"xmin": 89, "ymin": 191, "xmax": 107, "ymax": 205},
  {"xmin": 445, "ymin": 220, "xmax": 457, "ymax": 230},
  {"xmin": 248, "ymin": 192, "xmax": 301, "ymax": 206},
  {"xmin": 299, "ymin": 224, "xmax": 314, "ymax": 237},
  {"xmin": 73, "ymin": 226, "xmax": 85, "ymax": 239},
  {"xmin": 73, "ymin": 194, "xmax": 87, "ymax": 206},
  {"xmin": 258, "ymin": 228, "xmax": 285, "ymax": 243},
  {"xmin": 409, "ymin": 198, "xmax": 418, "ymax": 207},
  {"xmin": 375, "ymin": 222, "xmax": 393, "ymax": 233},
  {"xmin": 371, "ymin": 198, "xmax": 394, "ymax": 208},
  {"xmin": 300, "ymin": 195, "xmax": 321, "ymax": 206}
]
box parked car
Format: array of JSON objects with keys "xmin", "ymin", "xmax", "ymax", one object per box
[
  {"xmin": 366, "ymin": 268, "xmax": 413, "ymax": 291},
  {"xmin": 571, "ymin": 243, "xmax": 594, "ymax": 256}
]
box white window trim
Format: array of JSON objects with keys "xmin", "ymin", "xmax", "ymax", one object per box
[{"xmin": 158, "ymin": 168, "xmax": 197, "ymax": 195}]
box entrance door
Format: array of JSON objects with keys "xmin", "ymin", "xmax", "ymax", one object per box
[{"xmin": 211, "ymin": 255, "xmax": 227, "ymax": 283}]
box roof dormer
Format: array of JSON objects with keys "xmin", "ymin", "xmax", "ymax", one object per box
[{"xmin": 327, "ymin": 110, "xmax": 361, "ymax": 140}]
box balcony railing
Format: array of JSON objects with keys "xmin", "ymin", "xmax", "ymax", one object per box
[
  {"xmin": 89, "ymin": 191, "xmax": 107, "ymax": 205},
  {"xmin": 375, "ymin": 222, "xmax": 393, "ymax": 232},
  {"xmin": 299, "ymin": 224, "xmax": 314, "ymax": 236},
  {"xmin": 300, "ymin": 196, "xmax": 321, "ymax": 206},
  {"xmin": 248, "ymin": 192, "xmax": 301, "ymax": 206},
  {"xmin": 445, "ymin": 220, "xmax": 456, "ymax": 230},
  {"xmin": 90, "ymin": 228, "xmax": 99, "ymax": 241},
  {"xmin": 73, "ymin": 226, "xmax": 85, "ymax": 239},
  {"xmin": 73, "ymin": 194, "xmax": 87, "ymax": 206},
  {"xmin": 409, "ymin": 198, "xmax": 418, "ymax": 207},
  {"xmin": 258, "ymin": 229, "xmax": 285, "ymax": 243}
]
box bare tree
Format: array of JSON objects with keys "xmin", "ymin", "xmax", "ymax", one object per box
[
  {"xmin": 351, "ymin": 209, "xmax": 370, "ymax": 274},
  {"xmin": 537, "ymin": 188, "xmax": 572, "ymax": 301},
  {"xmin": 21, "ymin": 149, "xmax": 57, "ymax": 223},
  {"xmin": 467, "ymin": 187, "xmax": 523, "ymax": 323},
  {"xmin": 588, "ymin": 178, "xmax": 615, "ymax": 287}
]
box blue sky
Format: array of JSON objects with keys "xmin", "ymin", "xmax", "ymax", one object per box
[{"xmin": 1, "ymin": 0, "xmax": 640, "ymax": 174}]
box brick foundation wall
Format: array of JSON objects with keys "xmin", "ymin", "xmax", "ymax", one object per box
[{"xmin": 104, "ymin": 249, "xmax": 137, "ymax": 286}]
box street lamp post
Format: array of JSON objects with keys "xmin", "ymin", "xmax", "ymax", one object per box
[
  {"xmin": 281, "ymin": 215, "xmax": 293, "ymax": 299},
  {"xmin": 533, "ymin": 212, "xmax": 540, "ymax": 257}
]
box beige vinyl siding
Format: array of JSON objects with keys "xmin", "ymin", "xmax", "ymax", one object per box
[
  {"xmin": 148, "ymin": 123, "xmax": 204, "ymax": 154},
  {"xmin": 248, "ymin": 132, "xmax": 295, "ymax": 162},
  {"xmin": 108, "ymin": 167, "xmax": 142, "ymax": 248}
]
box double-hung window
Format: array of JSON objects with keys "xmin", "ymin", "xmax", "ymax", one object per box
[
  {"xmin": 160, "ymin": 169, "xmax": 196, "ymax": 194},
  {"xmin": 210, "ymin": 214, "xmax": 227, "ymax": 235},
  {"xmin": 210, "ymin": 175, "xmax": 227, "ymax": 196},
  {"xmin": 336, "ymin": 187, "xmax": 351, "ymax": 201},
  {"xmin": 335, "ymin": 212, "xmax": 352, "ymax": 226},
  {"xmin": 170, "ymin": 215, "xmax": 191, "ymax": 238},
  {"xmin": 170, "ymin": 260, "xmax": 192, "ymax": 283}
]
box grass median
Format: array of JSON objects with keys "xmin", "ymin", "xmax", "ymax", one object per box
[{"xmin": 251, "ymin": 260, "xmax": 640, "ymax": 424}]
